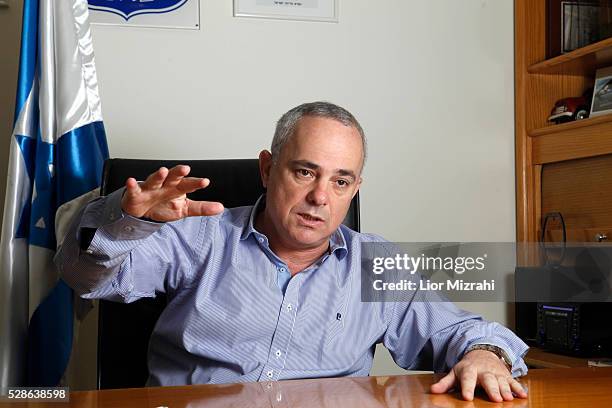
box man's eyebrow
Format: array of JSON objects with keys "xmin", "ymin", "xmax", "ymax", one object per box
[
  {"xmin": 290, "ymin": 160, "xmax": 320, "ymax": 170},
  {"xmin": 290, "ymin": 160, "xmax": 356, "ymax": 181},
  {"xmin": 337, "ymin": 169, "xmax": 357, "ymax": 181}
]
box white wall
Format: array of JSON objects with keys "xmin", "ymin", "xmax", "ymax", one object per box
[{"xmin": 2, "ymin": 0, "xmax": 516, "ymax": 388}]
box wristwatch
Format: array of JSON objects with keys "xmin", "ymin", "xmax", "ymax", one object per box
[{"xmin": 465, "ymin": 344, "xmax": 513, "ymax": 373}]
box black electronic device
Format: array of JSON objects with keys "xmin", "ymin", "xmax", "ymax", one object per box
[
  {"xmin": 515, "ymin": 267, "xmax": 612, "ymax": 357},
  {"xmin": 536, "ymin": 302, "xmax": 612, "ymax": 356},
  {"xmin": 515, "ymin": 212, "xmax": 612, "ymax": 357}
]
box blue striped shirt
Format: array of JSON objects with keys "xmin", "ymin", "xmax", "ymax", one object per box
[{"xmin": 57, "ymin": 189, "xmax": 528, "ymax": 386}]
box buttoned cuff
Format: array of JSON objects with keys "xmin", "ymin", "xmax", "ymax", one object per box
[{"xmin": 81, "ymin": 187, "xmax": 164, "ymax": 257}]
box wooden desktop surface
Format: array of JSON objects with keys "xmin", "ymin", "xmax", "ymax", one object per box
[{"xmin": 4, "ymin": 367, "xmax": 612, "ymax": 407}]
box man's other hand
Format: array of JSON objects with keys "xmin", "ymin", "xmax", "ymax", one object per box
[
  {"xmin": 430, "ymin": 349, "xmax": 528, "ymax": 402},
  {"xmin": 121, "ymin": 165, "xmax": 224, "ymax": 222}
]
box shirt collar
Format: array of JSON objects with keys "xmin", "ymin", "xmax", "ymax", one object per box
[{"xmin": 241, "ymin": 194, "xmax": 348, "ymax": 260}]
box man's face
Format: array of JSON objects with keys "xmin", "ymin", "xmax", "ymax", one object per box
[{"xmin": 259, "ymin": 116, "xmax": 363, "ymax": 252}]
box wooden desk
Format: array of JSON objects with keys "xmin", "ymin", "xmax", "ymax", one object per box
[{"xmin": 4, "ymin": 367, "xmax": 612, "ymax": 407}]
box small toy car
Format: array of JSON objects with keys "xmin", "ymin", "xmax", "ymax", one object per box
[{"xmin": 548, "ymin": 89, "xmax": 593, "ymax": 124}]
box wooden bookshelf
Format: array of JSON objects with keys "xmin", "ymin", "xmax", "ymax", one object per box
[
  {"xmin": 514, "ymin": 2, "xmax": 612, "ymax": 355},
  {"xmin": 515, "ymin": 0, "xmax": 612, "ymax": 244}
]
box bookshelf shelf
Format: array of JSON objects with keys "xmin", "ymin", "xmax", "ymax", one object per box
[
  {"xmin": 529, "ymin": 113, "xmax": 612, "ymax": 137},
  {"xmin": 528, "ymin": 115, "xmax": 612, "ymax": 164},
  {"xmin": 528, "ymin": 37, "xmax": 612, "ymax": 75}
]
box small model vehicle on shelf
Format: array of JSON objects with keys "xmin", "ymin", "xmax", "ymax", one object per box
[{"xmin": 548, "ymin": 89, "xmax": 593, "ymax": 124}]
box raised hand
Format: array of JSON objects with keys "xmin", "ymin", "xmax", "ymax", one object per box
[{"xmin": 121, "ymin": 165, "xmax": 224, "ymax": 222}]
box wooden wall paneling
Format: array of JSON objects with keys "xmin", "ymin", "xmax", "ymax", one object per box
[{"xmin": 541, "ymin": 154, "xmax": 612, "ymax": 230}]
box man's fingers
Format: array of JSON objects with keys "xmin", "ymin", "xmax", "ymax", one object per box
[
  {"xmin": 162, "ymin": 165, "xmax": 191, "ymax": 187},
  {"xmin": 186, "ymin": 200, "xmax": 224, "ymax": 217},
  {"xmin": 478, "ymin": 372, "xmax": 503, "ymax": 403},
  {"xmin": 458, "ymin": 367, "xmax": 478, "ymax": 401},
  {"xmin": 125, "ymin": 177, "xmax": 141, "ymax": 194},
  {"xmin": 510, "ymin": 378, "xmax": 528, "ymax": 398},
  {"xmin": 430, "ymin": 370, "xmax": 456, "ymax": 394},
  {"xmin": 176, "ymin": 177, "xmax": 210, "ymax": 194},
  {"xmin": 497, "ymin": 376, "xmax": 514, "ymax": 401},
  {"xmin": 142, "ymin": 167, "xmax": 169, "ymax": 190}
]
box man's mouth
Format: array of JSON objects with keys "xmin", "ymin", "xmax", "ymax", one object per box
[{"xmin": 297, "ymin": 213, "xmax": 325, "ymax": 225}]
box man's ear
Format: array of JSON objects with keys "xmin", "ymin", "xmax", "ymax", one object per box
[
  {"xmin": 351, "ymin": 177, "xmax": 362, "ymax": 199},
  {"xmin": 258, "ymin": 150, "xmax": 273, "ymax": 188}
]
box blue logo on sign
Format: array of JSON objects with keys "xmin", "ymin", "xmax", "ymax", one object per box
[{"xmin": 87, "ymin": 0, "xmax": 189, "ymax": 21}]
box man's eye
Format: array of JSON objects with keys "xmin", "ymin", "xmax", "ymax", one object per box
[
  {"xmin": 336, "ymin": 179, "xmax": 349, "ymax": 187},
  {"xmin": 297, "ymin": 169, "xmax": 312, "ymax": 177}
]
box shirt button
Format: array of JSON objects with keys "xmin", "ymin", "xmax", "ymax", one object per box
[
  {"xmin": 287, "ymin": 304, "xmax": 293, "ymax": 311},
  {"xmin": 279, "ymin": 267, "xmax": 286, "ymax": 272},
  {"xmin": 275, "ymin": 350, "xmax": 282, "ymax": 358},
  {"xmin": 85, "ymin": 249, "xmax": 93, "ymax": 255},
  {"xmin": 124, "ymin": 226, "xmax": 134, "ymax": 232},
  {"xmin": 267, "ymin": 370, "xmax": 274, "ymax": 378},
  {"xmin": 258, "ymin": 237, "xmax": 264, "ymax": 243}
]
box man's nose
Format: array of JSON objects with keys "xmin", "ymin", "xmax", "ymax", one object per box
[{"xmin": 306, "ymin": 181, "xmax": 328, "ymax": 206}]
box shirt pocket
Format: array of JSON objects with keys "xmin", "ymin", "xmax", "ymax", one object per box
[{"xmin": 324, "ymin": 306, "xmax": 347, "ymax": 347}]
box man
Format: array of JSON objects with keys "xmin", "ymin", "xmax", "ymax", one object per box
[{"xmin": 57, "ymin": 102, "xmax": 528, "ymax": 402}]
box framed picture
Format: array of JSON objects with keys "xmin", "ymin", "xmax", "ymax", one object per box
[
  {"xmin": 562, "ymin": 2, "xmax": 600, "ymax": 52},
  {"xmin": 590, "ymin": 66, "xmax": 612, "ymax": 117},
  {"xmin": 547, "ymin": 0, "xmax": 603, "ymax": 58},
  {"xmin": 233, "ymin": 0, "xmax": 338, "ymax": 23}
]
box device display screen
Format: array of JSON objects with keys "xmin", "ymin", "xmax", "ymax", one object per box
[{"xmin": 546, "ymin": 316, "xmax": 569, "ymax": 346}]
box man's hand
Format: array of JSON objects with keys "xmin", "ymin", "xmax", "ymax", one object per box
[
  {"xmin": 430, "ymin": 349, "xmax": 528, "ymax": 402},
  {"xmin": 121, "ymin": 165, "xmax": 224, "ymax": 222}
]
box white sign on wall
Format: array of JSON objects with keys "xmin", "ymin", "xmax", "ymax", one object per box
[
  {"xmin": 234, "ymin": 0, "xmax": 338, "ymax": 22},
  {"xmin": 87, "ymin": 0, "xmax": 200, "ymax": 30}
]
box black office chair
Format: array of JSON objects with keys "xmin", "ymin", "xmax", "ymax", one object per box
[{"xmin": 97, "ymin": 158, "xmax": 360, "ymax": 389}]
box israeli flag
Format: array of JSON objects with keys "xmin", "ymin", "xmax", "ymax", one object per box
[{"xmin": 0, "ymin": 0, "xmax": 108, "ymax": 387}]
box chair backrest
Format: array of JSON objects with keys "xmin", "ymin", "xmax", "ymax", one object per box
[{"xmin": 97, "ymin": 158, "xmax": 360, "ymax": 389}]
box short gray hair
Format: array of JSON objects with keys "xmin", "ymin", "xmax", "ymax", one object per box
[{"xmin": 271, "ymin": 101, "xmax": 367, "ymax": 168}]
